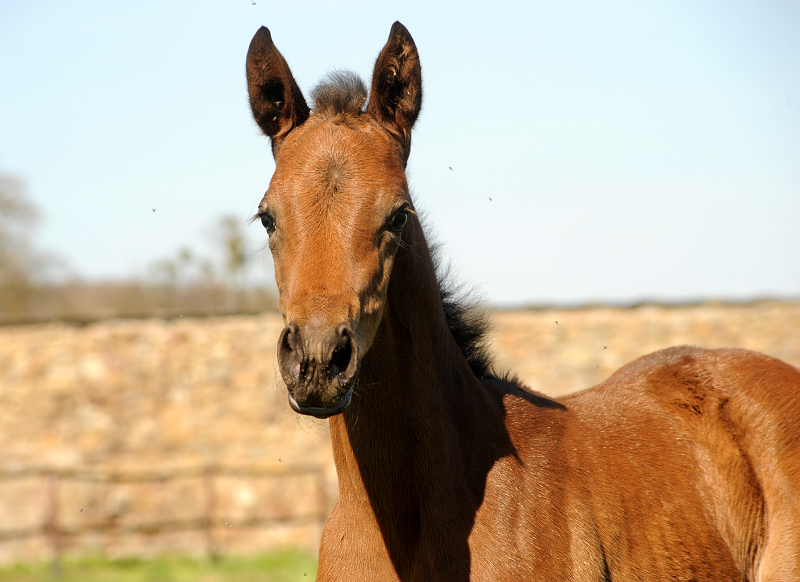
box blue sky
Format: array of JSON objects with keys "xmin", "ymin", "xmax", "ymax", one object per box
[{"xmin": 1, "ymin": 0, "xmax": 798, "ymax": 306}]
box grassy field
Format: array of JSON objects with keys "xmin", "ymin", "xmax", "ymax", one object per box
[{"xmin": 0, "ymin": 550, "xmax": 317, "ymax": 582}]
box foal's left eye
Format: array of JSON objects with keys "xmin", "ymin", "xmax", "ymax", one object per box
[
  {"xmin": 391, "ymin": 211, "xmax": 408, "ymax": 232},
  {"xmin": 260, "ymin": 213, "xmax": 275, "ymax": 234}
]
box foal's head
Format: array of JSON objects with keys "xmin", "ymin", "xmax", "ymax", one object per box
[{"xmin": 247, "ymin": 23, "xmax": 422, "ymax": 418}]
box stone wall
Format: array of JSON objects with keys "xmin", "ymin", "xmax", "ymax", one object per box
[{"xmin": 1, "ymin": 302, "xmax": 798, "ymax": 565}]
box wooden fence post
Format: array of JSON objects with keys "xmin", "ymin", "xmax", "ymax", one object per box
[
  {"xmin": 203, "ymin": 465, "xmax": 219, "ymax": 561},
  {"xmin": 45, "ymin": 472, "xmax": 62, "ymax": 577}
]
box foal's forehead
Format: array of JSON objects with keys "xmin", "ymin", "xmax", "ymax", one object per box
[{"xmin": 273, "ymin": 114, "xmax": 407, "ymax": 196}]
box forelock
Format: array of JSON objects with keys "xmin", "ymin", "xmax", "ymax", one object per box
[{"xmin": 310, "ymin": 71, "xmax": 368, "ymax": 116}]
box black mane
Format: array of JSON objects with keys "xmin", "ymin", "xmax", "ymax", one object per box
[
  {"xmin": 430, "ymin": 248, "xmax": 497, "ymax": 381},
  {"xmin": 436, "ymin": 261, "xmax": 542, "ymax": 399}
]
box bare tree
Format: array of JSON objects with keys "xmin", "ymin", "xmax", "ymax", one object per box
[
  {"xmin": 211, "ymin": 215, "xmax": 249, "ymax": 309},
  {"xmin": 0, "ymin": 193, "xmax": 275, "ymax": 320},
  {"xmin": 0, "ymin": 174, "xmax": 42, "ymax": 314},
  {"xmin": 217, "ymin": 216, "xmax": 248, "ymax": 284}
]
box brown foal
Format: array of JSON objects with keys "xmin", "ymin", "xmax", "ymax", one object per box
[{"xmin": 245, "ymin": 22, "xmax": 800, "ymax": 581}]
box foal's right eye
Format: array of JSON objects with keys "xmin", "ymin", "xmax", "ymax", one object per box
[
  {"xmin": 390, "ymin": 211, "xmax": 408, "ymax": 232},
  {"xmin": 260, "ymin": 213, "xmax": 275, "ymax": 234}
]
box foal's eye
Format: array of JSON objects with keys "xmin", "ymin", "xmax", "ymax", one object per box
[
  {"xmin": 391, "ymin": 211, "xmax": 408, "ymax": 232},
  {"xmin": 260, "ymin": 213, "xmax": 275, "ymax": 234}
]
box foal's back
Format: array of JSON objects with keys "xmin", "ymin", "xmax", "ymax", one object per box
[{"xmin": 548, "ymin": 346, "xmax": 800, "ymax": 580}]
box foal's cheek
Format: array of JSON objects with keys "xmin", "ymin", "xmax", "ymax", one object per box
[
  {"xmin": 349, "ymin": 249, "xmax": 395, "ymax": 356},
  {"xmin": 269, "ymin": 247, "xmax": 293, "ymax": 316},
  {"xmin": 267, "ymin": 248, "xmax": 282, "ymax": 287},
  {"xmin": 266, "ymin": 228, "xmax": 283, "ymax": 255}
]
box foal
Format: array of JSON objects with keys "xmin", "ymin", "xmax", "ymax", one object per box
[{"xmin": 245, "ymin": 22, "xmax": 800, "ymax": 581}]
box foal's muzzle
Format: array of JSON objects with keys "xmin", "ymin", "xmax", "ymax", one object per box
[{"xmin": 277, "ymin": 322, "xmax": 359, "ymax": 418}]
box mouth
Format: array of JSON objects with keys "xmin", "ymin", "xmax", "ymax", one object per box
[{"xmin": 287, "ymin": 374, "xmax": 357, "ymax": 419}]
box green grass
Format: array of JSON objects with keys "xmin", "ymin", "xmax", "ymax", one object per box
[{"xmin": 0, "ymin": 550, "xmax": 317, "ymax": 582}]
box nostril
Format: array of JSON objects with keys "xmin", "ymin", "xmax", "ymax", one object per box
[
  {"xmin": 278, "ymin": 323, "xmax": 302, "ymax": 383},
  {"xmin": 281, "ymin": 325, "xmax": 295, "ymax": 353},
  {"xmin": 330, "ymin": 337, "xmax": 352, "ymax": 377},
  {"xmin": 330, "ymin": 326, "xmax": 357, "ymax": 379}
]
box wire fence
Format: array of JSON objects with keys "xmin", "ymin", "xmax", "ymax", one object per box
[{"xmin": 0, "ymin": 463, "xmax": 332, "ymax": 571}]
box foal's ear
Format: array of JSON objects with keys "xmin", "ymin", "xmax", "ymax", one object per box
[
  {"xmin": 246, "ymin": 27, "xmax": 310, "ymax": 147},
  {"xmin": 367, "ymin": 22, "xmax": 422, "ymax": 162}
]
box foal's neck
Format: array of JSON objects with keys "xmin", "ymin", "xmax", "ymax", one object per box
[
  {"xmin": 334, "ymin": 216, "xmax": 496, "ymax": 475},
  {"xmin": 326, "ymin": 219, "xmax": 506, "ymax": 574}
]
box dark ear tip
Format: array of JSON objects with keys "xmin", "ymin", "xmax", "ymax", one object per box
[
  {"xmin": 389, "ymin": 21, "xmax": 412, "ymax": 41},
  {"xmin": 250, "ymin": 26, "xmax": 274, "ymax": 48}
]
